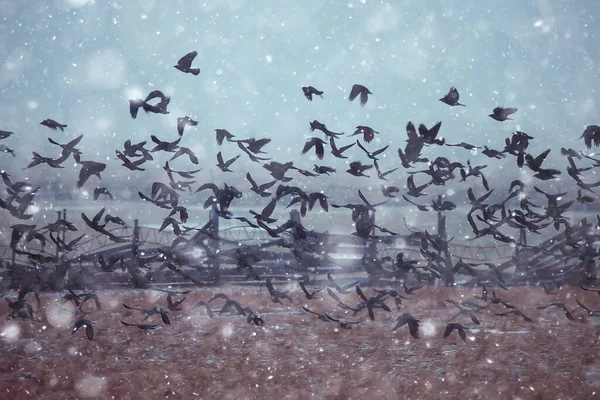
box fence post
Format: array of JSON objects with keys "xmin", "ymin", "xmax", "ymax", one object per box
[
  {"xmin": 55, "ymin": 211, "xmax": 61, "ymax": 261},
  {"xmin": 209, "ymin": 204, "xmax": 220, "ymax": 284},
  {"xmin": 132, "ymin": 219, "xmax": 140, "ymax": 258},
  {"xmin": 436, "ymin": 196, "xmax": 454, "ymax": 285},
  {"xmin": 515, "ymin": 228, "xmax": 527, "ymax": 272}
]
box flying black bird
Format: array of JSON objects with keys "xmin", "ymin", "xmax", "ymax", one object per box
[
  {"xmin": 310, "ymin": 120, "xmax": 343, "ymax": 139},
  {"xmin": 439, "ymin": 87, "xmax": 465, "ymax": 107},
  {"xmin": 144, "ymin": 90, "xmax": 170, "ymax": 114},
  {"xmin": 329, "ymin": 137, "xmax": 355, "ymax": 159},
  {"xmin": 237, "ymin": 138, "xmax": 271, "ymax": 154},
  {"xmin": 559, "ymin": 147, "xmax": 580, "ymax": 159},
  {"xmin": 216, "ymin": 129, "xmax": 235, "ymax": 145},
  {"xmin": 302, "ymin": 137, "xmax": 327, "ymax": 159},
  {"xmin": 349, "ymin": 84, "xmax": 372, "ymax": 106},
  {"xmin": 246, "ymin": 173, "xmax": 276, "ymax": 197},
  {"xmin": 174, "ymin": 50, "xmax": 200, "ymax": 75},
  {"xmin": 0, "ymin": 144, "xmax": 14, "ymax": 157},
  {"xmin": 496, "ymin": 309, "xmax": 533, "ymax": 322},
  {"xmin": 177, "ymin": 116, "xmax": 199, "ymax": 136},
  {"xmin": 443, "ymin": 323, "xmax": 469, "ymax": 341},
  {"xmin": 346, "ymin": 161, "xmax": 372, "ymax": 177},
  {"xmin": 93, "ymin": 187, "xmax": 113, "ymax": 201},
  {"xmin": 120, "ymin": 321, "xmax": 159, "ymax": 330},
  {"xmin": 216, "ymin": 152, "xmax": 241, "ymax": 172},
  {"xmin": 373, "ymin": 160, "xmax": 397, "ymax": 180},
  {"xmin": 446, "ymin": 141, "xmax": 480, "ymax": 150},
  {"xmin": 313, "ymin": 164, "xmax": 336, "ymax": 176},
  {"xmin": 302, "ymin": 306, "xmax": 330, "ymax": 322},
  {"xmin": 324, "ymin": 313, "xmax": 361, "ymax": 329},
  {"xmin": 392, "ymin": 313, "xmax": 420, "ymax": 338},
  {"xmin": 122, "ymin": 304, "xmax": 170, "ymax": 325},
  {"xmin": 576, "ymin": 299, "xmax": 599, "ymax": 317},
  {"xmin": 76, "ymin": 160, "xmax": 106, "ymax": 188},
  {"xmin": 381, "ymin": 184, "xmax": 400, "ymax": 198},
  {"xmin": 536, "ymin": 302, "xmax": 575, "ymax": 321},
  {"xmin": 525, "ymin": 149, "xmax": 551, "ymax": 171},
  {"xmin": 354, "ymin": 285, "xmax": 391, "ymax": 321},
  {"xmin": 418, "ymin": 122, "xmax": 444, "ymax": 145},
  {"xmin": 489, "ymin": 107, "xmax": 518, "ymax": 122},
  {"xmin": 581, "ymin": 125, "xmax": 600, "ymax": 149},
  {"xmin": 327, "ymin": 273, "xmax": 359, "ymax": 295},
  {"xmin": 352, "ymin": 126, "xmax": 378, "ymax": 143},
  {"xmin": 170, "ymin": 147, "xmax": 198, "ymax": 165},
  {"xmin": 406, "ymin": 175, "xmax": 432, "ymax": 198},
  {"xmin": 579, "ymin": 286, "xmax": 600, "ymax": 296},
  {"xmin": 266, "ymin": 278, "xmax": 293, "ymax": 305},
  {"xmin": 151, "ymin": 135, "xmax": 181, "ymax": 153},
  {"xmin": 302, "ymin": 86, "xmax": 324, "ymax": 101},
  {"xmin": 40, "ymin": 119, "xmax": 67, "ymax": 131},
  {"xmin": 299, "ymin": 281, "xmax": 324, "ymax": 300},
  {"xmin": 482, "ymin": 146, "xmax": 506, "ymax": 159},
  {"xmin": 0, "ymin": 129, "xmax": 13, "ymax": 139},
  {"xmin": 72, "ymin": 318, "xmax": 94, "ymax": 341}
]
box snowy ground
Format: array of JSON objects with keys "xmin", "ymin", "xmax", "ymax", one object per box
[{"xmin": 0, "ymin": 285, "xmax": 599, "ymax": 399}]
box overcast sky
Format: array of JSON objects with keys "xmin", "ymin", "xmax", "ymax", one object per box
[{"xmin": 0, "ymin": 0, "xmax": 599, "ymax": 208}]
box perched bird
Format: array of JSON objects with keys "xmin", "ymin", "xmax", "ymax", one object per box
[
  {"xmin": 174, "ymin": 51, "xmax": 200, "ymax": 75},
  {"xmin": 489, "ymin": 107, "xmax": 518, "ymax": 122},
  {"xmin": 40, "ymin": 119, "xmax": 67, "ymax": 131},
  {"xmin": 349, "ymin": 84, "xmax": 372, "ymax": 106},
  {"xmin": 439, "ymin": 87, "xmax": 465, "ymax": 107},
  {"xmin": 302, "ymin": 86, "xmax": 324, "ymax": 101}
]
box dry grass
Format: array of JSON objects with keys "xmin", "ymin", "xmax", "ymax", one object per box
[{"xmin": 0, "ymin": 285, "xmax": 599, "ymax": 399}]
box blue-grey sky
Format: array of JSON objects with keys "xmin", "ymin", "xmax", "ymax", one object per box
[{"xmin": 0, "ymin": 0, "xmax": 599, "ymax": 202}]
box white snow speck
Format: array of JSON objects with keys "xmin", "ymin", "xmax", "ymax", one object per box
[
  {"xmin": 265, "ymin": 55, "xmax": 272, "ymax": 63},
  {"xmin": 64, "ymin": 0, "xmax": 91, "ymax": 8},
  {"xmin": 1, "ymin": 323, "xmax": 21, "ymax": 343},
  {"xmin": 221, "ymin": 324, "xmax": 234, "ymax": 338},
  {"xmin": 75, "ymin": 376, "xmax": 107, "ymax": 398},
  {"xmin": 420, "ymin": 321, "xmax": 436, "ymax": 337}
]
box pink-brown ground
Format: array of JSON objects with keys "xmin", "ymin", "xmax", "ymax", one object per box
[{"xmin": 0, "ymin": 285, "xmax": 599, "ymax": 399}]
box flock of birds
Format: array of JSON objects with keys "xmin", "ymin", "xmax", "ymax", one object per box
[
  {"xmin": 4, "ymin": 272, "xmax": 600, "ymax": 342},
  {"xmin": 2, "ymin": 50, "xmax": 600, "ymax": 341}
]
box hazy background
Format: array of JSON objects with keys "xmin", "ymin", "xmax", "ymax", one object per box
[{"xmin": 0, "ymin": 0, "xmax": 599, "ymax": 230}]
